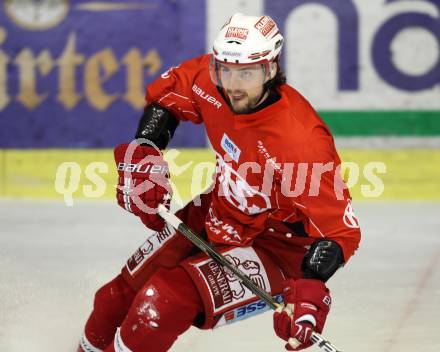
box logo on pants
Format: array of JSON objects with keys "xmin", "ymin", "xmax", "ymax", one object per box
[
  {"xmin": 195, "ymin": 247, "xmax": 271, "ymax": 312},
  {"xmin": 126, "ymin": 225, "xmax": 175, "ymax": 275}
]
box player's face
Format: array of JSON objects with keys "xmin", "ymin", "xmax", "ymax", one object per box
[{"xmin": 218, "ymin": 63, "xmax": 268, "ymax": 114}]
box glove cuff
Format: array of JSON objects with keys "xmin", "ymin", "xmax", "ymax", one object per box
[
  {"xmin": 114, "ymin": 143, "xmax": 162, "ymax": 160},
  {"xmin": 283, "ymin": 279, "xmax": 331, "ymax": 313}
]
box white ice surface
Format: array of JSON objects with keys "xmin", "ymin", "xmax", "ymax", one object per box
[{"xmin": 1, "ymin": 200, "xmax": 439, "ymax": 352}]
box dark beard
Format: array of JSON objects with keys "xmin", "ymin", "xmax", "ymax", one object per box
[{"xmin": 231, "ymin": 95, "xmax": 263, "ymax": 114}]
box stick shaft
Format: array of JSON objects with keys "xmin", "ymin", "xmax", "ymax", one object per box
[{"xmin": 157, "ymin": 204, "xmax": 342, "ymax": 352}]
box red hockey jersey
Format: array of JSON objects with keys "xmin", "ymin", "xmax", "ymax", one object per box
[{"xmin": 146, "ymin": 54, "xmax": 361, "ymax": 262}]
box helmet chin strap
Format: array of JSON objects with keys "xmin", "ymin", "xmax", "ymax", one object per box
[
  {"xmin": 253, "ymin": 82, "xmax": 271, "ymax": 108},
  {"xmin": 253, "ymin": 62, "xmax": 277, "ymax": 108}
]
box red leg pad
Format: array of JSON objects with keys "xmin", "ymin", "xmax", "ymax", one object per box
[
  {"xmin": 105, "ymin": 267, "xmax": 203, "ymax": 352},
  {"xmin": 81, "ymin": 274, "xmax": 136, "ymax": 350}
]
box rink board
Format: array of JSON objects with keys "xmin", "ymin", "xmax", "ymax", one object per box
[{"xmin": 0, "ymin": 148, "xmax": 439, "ymax": 201}]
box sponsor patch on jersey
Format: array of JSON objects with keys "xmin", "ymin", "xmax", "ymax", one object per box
[
  {"xmin": 214, "ymin": 294, "xmax": 284, "ymax": 328},
  {"xmin": 225, "ymin": 27, "xmax": 249, "ymax": 40},
  {"xmin": 221, "ymin": 133, "xmax": 241, "ymax": 162},
  {"xmin": 192, "ymin": 84, "xmax": 222, "ymax": 109}
]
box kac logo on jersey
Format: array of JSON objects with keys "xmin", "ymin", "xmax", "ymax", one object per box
[{"xmin": 221, "ymin": 133, "xmax": 241, "ymax": 163}]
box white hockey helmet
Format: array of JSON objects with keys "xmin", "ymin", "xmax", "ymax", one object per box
[{"xmin": 209, "ymin": 13, "xmax": 284, "ymax": 89}]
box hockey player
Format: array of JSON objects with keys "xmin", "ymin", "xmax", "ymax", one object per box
[{"xmin": 78, "ymin": 13, "xmax": 361, "ymax": 352}]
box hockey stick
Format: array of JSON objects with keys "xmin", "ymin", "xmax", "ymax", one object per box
[{"xmin": 157, "ymin": 204, "xmax": 342, "ymax": 352}]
